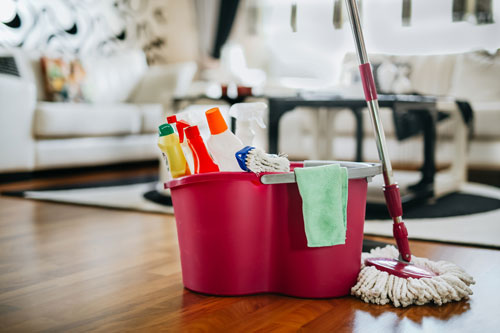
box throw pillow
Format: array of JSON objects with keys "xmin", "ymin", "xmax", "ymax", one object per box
[
  {"xmin": 40, "ymin": 57, "xmax": 87, "ymax": 102},
  {"xmin": 376, "ymin": 60, "xmax": 413, "ymax": 95},
  {"xmin": 391, "ymin": 63, "xmax": 413, "ymax": 94},
  {"xmin": 376, "ymin": 60, "xmax": 398, "ymax": 93}
]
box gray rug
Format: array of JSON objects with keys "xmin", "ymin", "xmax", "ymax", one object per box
[
  {"xmin": 364, "ymin": 182, "xmax": 500, "ymax": 248},
  {"xmin": 7, "ymin": 181, "xmax": 173, "ymax": 214}
]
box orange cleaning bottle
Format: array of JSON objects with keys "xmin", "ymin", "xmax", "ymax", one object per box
[
  {"xmin": 205, "ymin": 107, "xmax": 244, "ymax": 171},
  {"xmin": 185, "ymin": 125, "xmax": 219, "ymax": 174}
]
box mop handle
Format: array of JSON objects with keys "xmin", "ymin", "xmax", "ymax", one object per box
[{"xmin": 344, "ymin": 0, "xmax": 411, "ymax": 261}]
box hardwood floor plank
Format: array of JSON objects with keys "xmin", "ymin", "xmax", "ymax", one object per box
[{"xmin": 0, "ymin": 167, "xmax": 499, "ymax": 331}]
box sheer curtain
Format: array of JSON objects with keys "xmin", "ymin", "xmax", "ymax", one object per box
[
  {"xmin": 194, "ymin": 0, "xmax": 241, "ymax": 61},
  {"xmin": 194, "ymin": 0, "xmax": 220, "ymax": 61}
]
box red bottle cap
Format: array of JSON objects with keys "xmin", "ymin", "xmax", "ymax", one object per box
[
  {"xmin": 175, "ymin": 120, "xmax": 191, "ymax": 143},
  {"xmin": 185, "ymin": 125, "xmax": 200, "ymax": 139},
  {"xmin": 166, "ymin": 115, "xmax": 177, "ymax": 124}
]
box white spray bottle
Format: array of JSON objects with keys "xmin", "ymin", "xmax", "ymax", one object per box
[{"xmin": 229, "ymin": 102, "xmax": 267, "ymax": 146}]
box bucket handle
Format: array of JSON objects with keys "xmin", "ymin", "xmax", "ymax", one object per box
[{"xmin": 260, "ymin": 161, "xmax": 381, "ymax": 185}]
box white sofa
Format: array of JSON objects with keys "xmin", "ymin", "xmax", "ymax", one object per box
[
  {"xmin": 0, "ymin": 48, "xmax": 197, "ymax": 173},
  {"xmin": 279, "ymin": 51, "xmax": 500, "ymax": 171}
]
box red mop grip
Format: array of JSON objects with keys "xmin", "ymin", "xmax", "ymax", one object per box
[
  {"xmin": 383, "ymin": 184, "xmax": 403, "ymax": 218},
  {"xmin": 383, "ymin": 184, "xmax": 412, "ymax": 261},
  {"xmin": 359, "ymin": 63, "xmax": 378, "ymax": 102},
  {"xmin": 393, "ymin": 222, "xmax": 412, "ymax": 262}
]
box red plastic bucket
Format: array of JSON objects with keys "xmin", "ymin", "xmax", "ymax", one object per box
[{"xmin": 165, "ymin": 161, "xmax": 381, "ymax": 298}]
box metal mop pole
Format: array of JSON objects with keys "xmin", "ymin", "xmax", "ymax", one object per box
[{"xmin": 344, "ymin": 0, "xmax": 412, "ymax": 262}]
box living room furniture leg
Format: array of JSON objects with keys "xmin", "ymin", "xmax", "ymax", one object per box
[
  {"xmin": 313, "ymin": 108, "xmax": 327, "ymax": 159},
  {"xmin": 351, "ymin": 107, "xmax": 364, "ymax": 162},
  {"xmin": 268, "ymin": 98, "xmax": 291, "ymax": 154},
  {"xmin": 406, "ymin": 108, "xmax": 437, "ymax": 197},
  {"xmin": 421, "ymin": 108, "xmax": 437, "ymax": 186},
  {"xmin": 325, "ymin": 110, "xmax": 337, "ymax": 160}
]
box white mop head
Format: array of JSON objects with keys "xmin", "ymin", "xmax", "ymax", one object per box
[
  {"xmin": 351, "ymin": 245, "xmax": 475, "ymax": 307},
  {"xmin": 240, "ymin": 147, "xmax": 290, "ymax": 173}
]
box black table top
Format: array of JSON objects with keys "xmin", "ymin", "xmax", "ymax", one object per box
[{"xmin": 268, "ymin": 93, "xmax": 438, "ymax": 105}]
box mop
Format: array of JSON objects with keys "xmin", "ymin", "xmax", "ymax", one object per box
[{"xmin": 343, "ymin": 0, "xmax": 474, "ymax": 307}]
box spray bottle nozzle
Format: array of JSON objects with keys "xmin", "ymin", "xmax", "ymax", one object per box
[
  {"xmin": 229, "ymin": 102, "xmax": 267, "ymax": 129},
  {"xmin": 229, "ymin": 102, "xmax": 267, "ymax": 146}
]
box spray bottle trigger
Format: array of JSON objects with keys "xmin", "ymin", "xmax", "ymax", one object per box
[{"xmin": 252, "ymin": 116, "xmax": 266, "ymax": 129}]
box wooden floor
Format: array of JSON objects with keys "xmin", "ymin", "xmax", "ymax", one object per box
[{"xmin": 1, "ymin": 167, "xmax": 499, "ymax": 332}]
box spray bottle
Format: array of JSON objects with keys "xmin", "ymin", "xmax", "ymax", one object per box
[
  {"xmin": 185, "ymin": 125, "xmax": 220, "ymax": 174},
  {"xmin": 205, "ymin": 107, "xmax": 244, "ymax": 171},
  {"xmin": 166, "ymin": 115, "xmax": 178, "ymax": 128},
  {"xmin": 157, "ymin": 123, "xmax": 191, "ymax": 178},
  {"xmin": 175, "ymin": 120, "xmax": 195, "ymax": 172},
  {"xmin": 229, "ymin": 102, "xmax": 267, "ymax": 146}
]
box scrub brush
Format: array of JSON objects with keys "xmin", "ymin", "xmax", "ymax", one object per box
[{"xmin": 235, "ymin": 146, "xmax": 290, "ymax": 173}]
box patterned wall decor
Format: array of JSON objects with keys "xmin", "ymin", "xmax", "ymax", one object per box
[{"xmin": 0, "ymin": 0, "xmax": 169, "ymax": 64}]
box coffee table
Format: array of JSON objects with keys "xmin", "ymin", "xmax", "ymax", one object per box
[{"xmin": 268, "ymin": 94, "xmax": 471, "ymax": 204}]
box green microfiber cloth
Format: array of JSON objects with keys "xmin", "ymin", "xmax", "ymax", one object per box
[{"xmin": 295, "ymin": 164, "xmax": 348, "ymax": 247}]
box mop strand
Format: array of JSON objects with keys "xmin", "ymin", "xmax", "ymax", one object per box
[{"xmin": 351, "ymin": 245, "xmax": 475, "ymax": 307}]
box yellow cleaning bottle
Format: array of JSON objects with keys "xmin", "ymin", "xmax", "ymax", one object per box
[{"xmin": 157, "ymin": 123, "xmax": 191, "ymax": 178}]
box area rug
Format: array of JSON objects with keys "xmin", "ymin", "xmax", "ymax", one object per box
[
  {"xmin": 3, "ymin": 177, "xmax": 500, "ymax": 248},
  {"xmin": 363, "ymin": 182, "xmax": 500, "ymax": 248},
  {"xmin": 2, "ymin": 175, "xmax": 173, "ymax": 214}
]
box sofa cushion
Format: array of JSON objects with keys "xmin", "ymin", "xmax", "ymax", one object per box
[
  {"xmin": 449, "ymin": 51, "xmax": 500, "ymax": 103},
  {"xmin": 0, "ymin": 49, "xmax": 46, "ymax": 101},
  {"xmin": 34, "ymin": 102, "xmax": 142, "ymax": 138},
  {"xmin": 5, "ymin": 49, "xmax": 148, "ymax": 103},
  {"xmin": 471, "ymin": 102, "xmax": 500, "ymax": 139},
  {"xmin": 341, "ymin": 53, "xmax": 458, "ymax": 97},
  {"xmin": 83, "ymin": 49, "xmax": 148, "ymax": 103},
  {"xmin": 140, "ymin": 104, "xmax": 165, "ymax": 133},
  {"xmin": 405, "ymin": 54, "xmax": 457, "ymax": 97},
  {"xmin": 35, "ymin": 134, "xmax": 158, "ymax": 169},
  {"xmin": 129, "ymin": 62, "xmax": 198, "ymax": 104}
]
